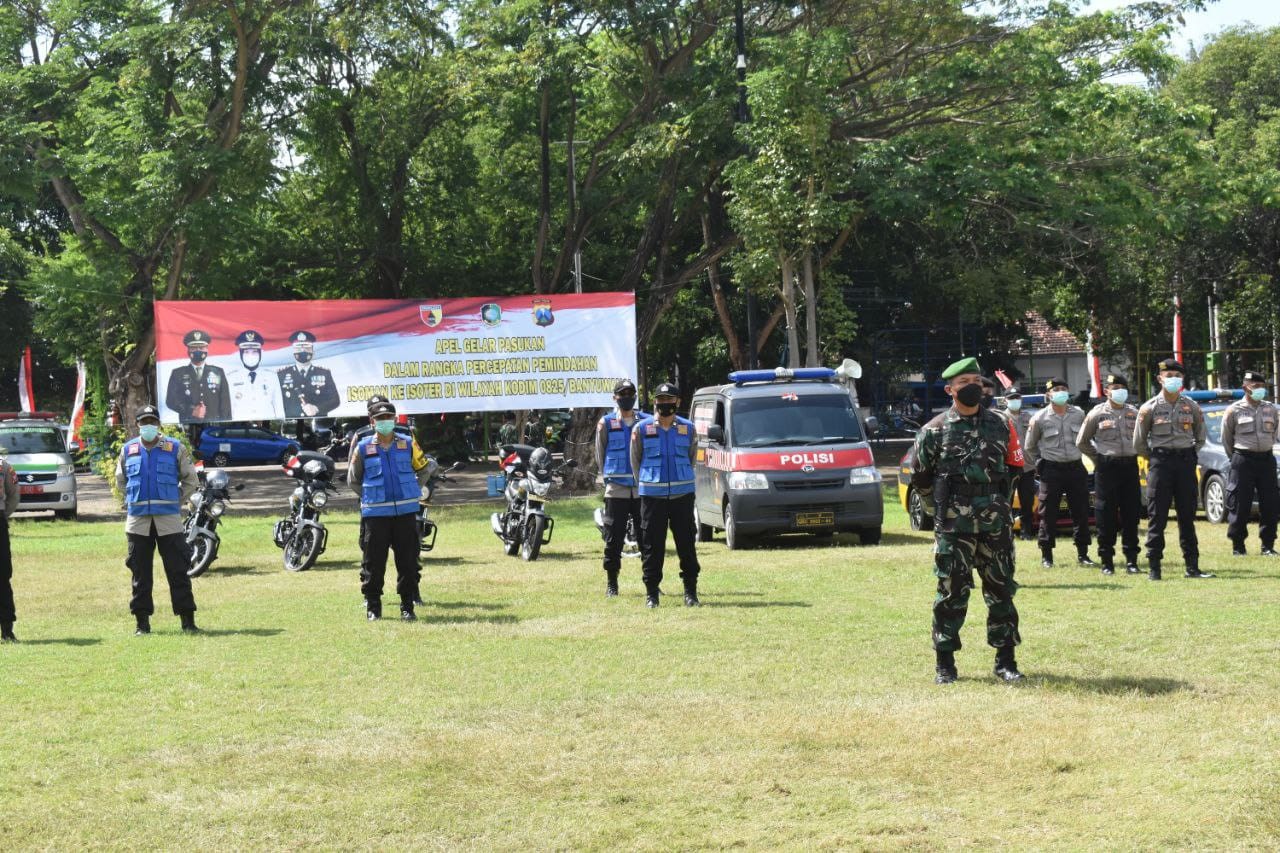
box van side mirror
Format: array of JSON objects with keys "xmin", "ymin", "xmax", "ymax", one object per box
[
  {"xmin": 864, "ymin": 416, "xmax": 879, "ymax": 435},
  {"xmin": 707, "ymin": 424, "xmax": 725, "ymax": 444}
]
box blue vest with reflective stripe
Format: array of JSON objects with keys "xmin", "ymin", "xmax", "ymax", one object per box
[
  {"xmin": 123, "ymin": 438, "xmax": 182, "ymax": 516},
  {"xmin": 637, "ymin": 416, "xmax": 696, "ymax": 497},
  {"xmin": 358, "ymin": 435, "xmax": 421, "ymax": 517},
  {"xmin": 601, "ymin": 411, "xmax": 643, "ymax": 487}
]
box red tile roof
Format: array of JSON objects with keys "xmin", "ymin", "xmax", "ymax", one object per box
[{"xmin": 1025, "ymin": 312, "xmax": 1084, "ymax": 356}]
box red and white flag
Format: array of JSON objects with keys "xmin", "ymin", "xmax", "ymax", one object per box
[
  {"xmin": 69, "ymin": 359, "xmax": 87, "ymax": 447},
  {"xmin": 1086, "ymin": 330, "xmax": 1102, "ymax": 399},
  {"xmin": 18, "ymin": 346, "xmax": 34, "ymax": 412},
  {"xmin": 1173, "ymin": 295, "xmax": 1183, "ymax": 363}
]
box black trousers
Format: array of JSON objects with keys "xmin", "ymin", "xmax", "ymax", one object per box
[
  {"xmin": 1036, "ymin": 459, "xmax": 1091, "ymax": 553},
  {"xmin": 640, "ymin": 493, "xmax": 700, "ymax": 594},
  {"xmin": 0, "ymin": 518, "xmax": 14, "ymax": 624},
  {"xmin": 1014, "ymin": 471, "xmax": 1037, "ymax": 535},
  {"xmin": 1226, "ymin": 451, "xmax": 1280, "ymax": 548},
  {"xmin": 127, "ymin": 527, "xmax": 196, "ymax": 617},
  {"xmin": 1145, "ymin": 450, "xmax": 1199, "ymax": 565},
  {"xmin": 1094, "ymin": 456, "xmax": 1141, "ymax": 564},
  {"xmin": 602, "ymin": 496, "xmax": 641, "ymax": 572},
  {"xmin": 361, "ymin": 513, "xmax": 421, "ymax": 605}
]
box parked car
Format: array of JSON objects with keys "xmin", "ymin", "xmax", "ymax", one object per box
[
  {"xmin": 1194, "ymin": 400, "xmax": 1280, "ymax": 524},
  {"xmin": 0, "ymin": 412, "xmax": 79, "ymax": 519},
  {"xmin": 197, "ymin": 426, "xmax": 300, "ymax": 466}
]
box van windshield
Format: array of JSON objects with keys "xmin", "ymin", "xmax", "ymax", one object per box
[
  {"xmin": 731, "ymin": 394, "xmax": 864, "ymax": 447},
  {"xmin": 0, "ymin": 427, "xmax": 66, "ymax": 454}
]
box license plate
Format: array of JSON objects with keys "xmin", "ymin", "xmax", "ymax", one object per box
[
  {"xmin": 20, "ymin": 485, "xmax": 43, "ymax": 495},
  {"xmin": 795, "ymin": 511, "xmax": 834, "ymax": 528}
]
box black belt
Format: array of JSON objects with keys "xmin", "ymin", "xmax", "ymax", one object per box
[
  {"xmin": 1151, "ymin": 447, "xmax": 1196, "ymax": 459},
  {"xmin": 946, "ymin": 481, "xmax": 1002, "ymax": 497},
  {"xmin": 1234, "ymin": 449, "xmax": 1274, "ymax": 459},
  {"xmin": 1041, "ymin": 458, "xmax": 1084, "ymax": 467},
  {"xmin": 1096, "ymin": 455, "xmax": 1138, "ymax": 464}
]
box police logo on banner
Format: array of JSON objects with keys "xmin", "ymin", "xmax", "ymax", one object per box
[
  {"xmin": 532, "ymin": 298, "xmax": 554, "ymax": 327},
  {"xmin": 420, "ymin": 305, "xmax": 443, "ymax": 327},
  {"xmin": 480, "ymin": 303, "xmax": 502, "ymax": 327}
]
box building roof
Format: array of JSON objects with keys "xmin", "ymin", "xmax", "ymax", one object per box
[{"xmin": 1025, "ymin": 312, "xmax": 1084, "ymax": 356}]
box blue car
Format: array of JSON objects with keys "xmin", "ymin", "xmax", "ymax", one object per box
[{"xmin": 198, "ymin": 426, "xmax": 300, "ymax": 467}]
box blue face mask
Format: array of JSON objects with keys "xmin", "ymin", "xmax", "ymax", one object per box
[
  {"xmin": 139, "ymin": 424, "xmax": 160, "ymax": 442},
  {"xmin": 1007, "ymin": 399, "xmax": 1022, "ymax": 412},
  {"xmin": 1250, "ymin": 386, "xmax": 1267, "ymax": 402},
  {"xmin": 374, "ymin": 418, "xmax": 396, "ymax": 436},
  {"xmin": 1109, "ymin": 389, "xmax": 1128, "ymax": 405},
  {"xmin": 1050, "ymin": 391, "xmax": 1070, "ymax": 406},
  {"xmin": 1162, "ymin": 376, "xmax": 1183, "ymax": 394}
]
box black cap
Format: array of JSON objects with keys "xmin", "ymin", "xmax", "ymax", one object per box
[
  {"xmin": 183, "ymin": 330, "xmax": 211, "ymax": 347},
  {"xmin": 1157, "ymin": 358, "xmax": 1185, "ymax": 374},
  {"xmin": 369, "ymin": 401, "xmax": 397, "ymax": 417},
  {"xmin": 365, "ymin": 394, "xmax": 390, "ymax": 412},
  {"xmin": 235, "ymin": 330, "xmax": 264, "ymax": 349},
  {"xmin": 614, "ymin": 379, "xmax": 637, "ymax": 395},
  {"xmin": 135, "ymin": 405, "xmax": 161, "ymax": 422},
  {"xmin": 1104, "ymin": 373, "xmax": 1128, "ymax": 388},
  {"xmin": 1045, "ymin": 377, "xmax": 1068, "ymax": 391},
  {"xmin": 289, "ymin": 330, "xmax": 318, "ymax": 347},
  {"xmin": 654, "ymin": 382, "xmax": 680, "ymax": 398},
  {"xmin": 980, "ymin": 376, "xmax": 997, "ymax": 389},
  {"xmin": 1243, "ymin": 371, "xmax": 1268, "ymax": 384},
  {"xmin": 1004, "ymin": 389, "xmax": 1022, "ymax": 399}
]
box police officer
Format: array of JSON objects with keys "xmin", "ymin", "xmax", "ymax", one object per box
[
  {"xmin": 0, "ymin": 453, "xmax": 19, "ymax": 643},
  {"xmin": 277, "ymin": 331, "xmax": 341, "ymax": 418},
  {"xmin": 114, "ymin": 406, "xmax": 201, "ymax": 635},
  {"xmin": 1004, "ymin": 389, "xmax": 1037, "ymax": 540},
  {"xmin": 1023, "ymin": 378, "xmax": 1093, "ymax": 568},
  {"xmin": 594, "ymin": 379, "xmax": 645, "ymax": 597},
  {"xmin": 1222, "ymin": 371, "xmax": 1280, "ymax": 556},
  {"xmin": 1076, "ymin": 374, "xmax": 1142, "ymax": 575},
  {"xmin": 348, "ymin": 401, "xmax": 431, "ymax": 621},
  {"xmin": 165, "ymin": 330, "xmax": 231, "ymax": 423},
  {"xmin": 910, "ymin": 358, "xmax": 1024, "ymax": 684},
  {"xmin": 226, "ymin": 330, "xmax": 284, "ymax": 420},
  {"xmin": 629, "ymin": 382, "xmax": 700, "ymax": 608},
  {"xmin": 1134, "ymin": 358, "xmax": 1211, "ymax": 580}
]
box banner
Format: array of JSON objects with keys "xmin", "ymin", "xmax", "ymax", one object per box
[
  {"xmin": 18, "ymin": 346, "xmax": 34, "ymax": 412},
  {"xmin": 154, "ymin": 295, "xmax": 637, "ymax": 424},
  {"xmin": 70, "ymin": 360, "xmax": 87, "ymax": 447}
]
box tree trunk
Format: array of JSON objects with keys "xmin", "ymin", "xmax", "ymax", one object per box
[
  {"xmin": 704, "ymin": 212, "xmax": 745, "ymax": 370},
  {"xmin": 802, "ymin": 249, "xmax": 819, "ymax": 366},
  {"xmin": 780, "ymin": 251, "xmax": 800, "ymax": 368},
  {"xmin": 533, "ymin": 79, "xmax": 552, "ymax": 294}
]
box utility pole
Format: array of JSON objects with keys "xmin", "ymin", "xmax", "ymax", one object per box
[
  {"xmin": 555, "ymin": 140, "xmax": 588, "ymax": 293},
  {"xmin": 735, "ymin": 0, "xmax": 756, "ymax": 367}
]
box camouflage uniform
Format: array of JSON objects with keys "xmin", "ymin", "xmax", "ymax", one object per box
[{"xmin": 911, "ymin": 407, "xmax": 1022, "ymax": 652}]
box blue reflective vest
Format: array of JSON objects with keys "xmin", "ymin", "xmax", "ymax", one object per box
[
  {"xmin": 122, "ymin": 438, "xmax": 182, "ymax": 516},
  {"xmin": 600, "ymin": 411, "xmax": 644, "ymax": 488},
  {"xmin": 637, "ymin": 416, "xmax": 696, "ymax": 498},
  {"xmin": 358, "ymin": 435, "xmax": 422, "ymax": 517}
]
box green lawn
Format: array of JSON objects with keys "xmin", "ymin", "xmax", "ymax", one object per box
[{"xmin": 3, "ymin": 497, "xmax": 1279, "ymax": 850}]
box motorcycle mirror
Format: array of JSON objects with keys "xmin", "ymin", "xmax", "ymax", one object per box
[
  {"xmin": 563, "ymin": 458, "xmax": 579, "ymax": 469},
  {"xmin": 449, "ymin": 461, "xmax": 467, "ymax": 472},
  {"xmin": 234, "ymin": 483, "xmax": 246, "ymax": 491}
]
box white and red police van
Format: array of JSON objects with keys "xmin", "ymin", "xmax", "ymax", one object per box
[{"xmin": 690, "ymin": 368, "xmax": 883, "ymax": 549}]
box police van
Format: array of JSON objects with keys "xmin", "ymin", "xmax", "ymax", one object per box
[
  {"xmin": 690, "ymin": 368, "xmax": 883, "ymax": 548},
  {"xmin": 0, "ymin": 411, "xmax": 79, "ymax": 519}
]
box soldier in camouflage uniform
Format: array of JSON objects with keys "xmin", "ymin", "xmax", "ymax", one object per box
[{"xmin": 911, "ymin": 358, "xmax": 1026, "ymax": 684}]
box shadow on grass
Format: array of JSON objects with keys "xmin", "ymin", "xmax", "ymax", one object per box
[
  {"xmin": 194, "ymin": 628, "xmax": 286, "ymax": 638},
  {"xmin": 1020, "ymin": 583, "xmax": 1125, "ymax": 591},
  {"xmin": 431, "ymin": 601, "xmax": 507, "ymax": 611},
  {"xmin": 423, "ymin": 613, "xmax": 519, "ymax": 625},
  {"xmin": 702, "ymin": 600, "xmax": 812, "ymax": 609},
  {"xmin": 1033, "ymin": 672, "xmax": 1192, "ymax": 696},
  {"xmin": 204, "ymin": 564, "xmax": 270, "ymax": 576},
  {"xmin": 13, "ymin": 637, "xmax": 103, "ymax": 646},
  {"xmin": 422, "ymin": 556, "xmax": 472, "ymax": 565}
]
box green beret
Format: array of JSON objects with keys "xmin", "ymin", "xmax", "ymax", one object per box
[{"xmin": 941, "ymin": 357, "xmax": 981, "ymax": 380}]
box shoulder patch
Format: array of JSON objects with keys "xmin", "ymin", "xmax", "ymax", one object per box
[
  {"xmin": 645, "ymin": 423, "xmax": 658, "ymax": 435},
  {"xmin": 677, "ymin": 424, "xmax": 688, "ymax": 435},
  {"xmin": 365, "ymin": 444, "xmax": 378, "ymax": 457},
  {"xmin": 160, "ymin": 439, "xmax": 173, "ymax": 451},
  {"xmin": 396, "ymin": 439, "xmax": 408, "ymax": 450},
  {"xmin": 127, "ymin": 442, "xmax": 141, "ymax": 456}
]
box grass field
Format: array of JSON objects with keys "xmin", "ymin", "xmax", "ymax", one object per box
[{"xmin": 3, "ymin": 494, "xmax": 1280, "ymax": 850}]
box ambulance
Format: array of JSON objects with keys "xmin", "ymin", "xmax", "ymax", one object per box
[{"xmin": 690, "ymin": 368, "xmax": 883, "ymax": 549}]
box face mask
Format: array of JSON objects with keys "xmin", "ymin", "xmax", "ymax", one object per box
[
  {"xmin": 1109, "ymin": 389, "xmax": 1128, "ymax": 405},
  {"xmin": 374, "ymin": 418, "xmax": 396, "ymax": 436},
  {"xmin": 139, "ymin": 425, "xmax": 160, "ymax": 442},
  {"xmin": 954, "ymin": 383, "xmax": 983, "ymax": 408},
  {"xmin": 655, "ymin": 402, "xmax": 677, "ymax": 417},
  {"xmin": 188, "ymin": 349, "xmax": 207, "ymax": 364},
  {"xmin": 241, "ymin": 350, "xmax": 261, "ymax": 370},
  {"xmin": 616, "ymin": 395, "xmax": 636, "ymax": 411},
  {"xmin": 294, "ymin": 351, "xmax": 313, "ymax": 364},
  {"xmin": 1250, "ymin": 386, "xmax": 1267, "ymax": 402},
  {"xmin": 1007, "ymin": 399, "xmax": 1022, "ymax": 412},
  {"xmin": 1050, "ymin": 391, "xmax": 1070, "ymax": 406},
  {"xmin": 1162, "ymin": 376, "xmax": 1183, "ymax": 394}
]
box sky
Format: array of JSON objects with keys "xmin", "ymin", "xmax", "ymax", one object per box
[{"xmin": 1093, "ymin": 0, "xmax": 1280, "ymax": 54}]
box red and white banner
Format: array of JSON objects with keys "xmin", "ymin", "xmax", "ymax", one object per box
[
  {"xmin": 1173, "ymin": 295, "xmax": 1183, "ymax": 363},
  {"xmin": 154, "ymin": 295, "xmax": 637, "ymax": 424},
  {"xmin": 18, "ymin": 346, "xmax": 34, "ymax": 412},
  {"xmin": 1085, "ymin": 330, "xmax": 1102, "ymax": 400},
  {"xmin": 69, "ymin": 359, "xmax": 87, "ymax": 447}
]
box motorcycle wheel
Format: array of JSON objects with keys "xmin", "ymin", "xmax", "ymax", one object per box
[
  {"xmin": 284, "ymin": 526, "xmax": 322, "ymax": 572},
  {"xmin": 521, "ymin": 515, "xmax": 545, "ymax": 561},
  {"xmin": 187, "ymin": 535, "xmax": 217, "ymax": 578}
]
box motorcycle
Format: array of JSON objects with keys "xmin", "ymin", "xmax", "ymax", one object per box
[
  {"xmin": 490, "ymin": 445, "xmax": 577, "ymax": 561},
  {"xmin": 417, "ymin": 459, "xmax": 466, "ymax": 552},
  {"xmin": 272, "ymin": 450, "xmax": 336, "ymax": 572},
  {"xmin": 184, "ymin": 463, "xmax": 244, "ymax": 578},
  {"xmin": 321, "ymin": 425, "xmax": 351, "ymax": 463},
  {"xmin": 593, "ymin": 505, "xmax": 640, "ymax": 559}
]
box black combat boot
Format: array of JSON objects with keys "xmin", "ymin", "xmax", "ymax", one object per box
[
  {"xmin": 1262, "ymin": 545, "xmax": 1279, "ymax": 557},
  {"xmin": 1077, "ymin": 551, "xmax": 1096, "ymax": 567},
  {"xmin": 605, "ymin": 570, "xmax": 620, "ymax": 598},
  {"xmin": 1148, "ymin": 561, "xmax": 1162, "ymax": 581},
  {"xmin": 365, "ymin": 598, "xmax": 382, "ymax": 621},
  {"xmin": 1184, "ymin": 563, "xmax": 1214, "ymax": 579},
  {"xmin": 935, "ymin": 650, "xmax": 957, "ymax": 685},
  {"xmin": 994, "ymin": 646, "xmax": 1024, "ymax": 682},
  {"xmin": 134, "ymin": 615, "xmax": 151, "ymax": 636},
  {"xmin": 645, "ymin": 590, "xmax": 660, "ymax": 609},
  {"xmin": 1, "ymin": 621, "xmax": 16, "ymax": 643},
  {"xmin": 400, "ymin": 601, "xmax": 416, "ymax": 621},
  {"xmin": 1040, "ymin": 547, "xmax": 1054, "ymax": 569},
  {"xmin": 1100, "ymin": 562, "xmax": 1115, "ymax": 576},
  {"xmin": 1125, "ymin": 556, "xmax": 1141, "ymax": 574},
  {"xmin": 683, "ymin": 580, "xmax": 700, "ymax": 608},
  {"xmin": 1231, "ymin": 542, "xmax": 1247, "ymax": 557},
  {"xmin": 179, "ymin": 612, "xmax": 201, "ymax": 633}
]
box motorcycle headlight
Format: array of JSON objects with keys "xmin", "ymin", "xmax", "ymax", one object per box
[
  {"xmin": 728, "ymin": 472, "xmax": 769, "ymax": 490},
  {"xmin": 850, "ymin": 466, "xmax": 882, "ymax": 485},
  {"xmin": 528, "ymin": 477, "xmax": 551, "ymax": 496},
  {"xmin": 209, "ymin": 499, "xmax": 226, "ymax": 517},
  {"xmin": 309, "ymin": 489, "xmax": 329, "ymax": 509}
]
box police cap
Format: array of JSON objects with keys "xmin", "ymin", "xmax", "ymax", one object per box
[
  {"xmin": 235, "ymin": 330, "xmax": 264, "ymax": 350},
  {"xmin": 1157, "ymin": 358, "xmax": 1185, "ymax": 374},
  {"xmin": 1045, "ymin": 377, "xmax": 1068, "ymax": 391},
  {"xmin": 1105, "ymin": 373, "xmax": 1128, "ymax": 388},
  {"xmin": 183, "ymin": 330, "xmax": 211, "ymax": 348},
  {"xmin": 1004, "ymin": 389, "xmax": 1022, "ymax": 400},
  {"xmin": 940, "ymin": 357, "xmax": 981, "ymax": 381},
  {"xmin": 369, "ymin": 401, "xmax": 397, "ymax": 417},
  {"xmin": 614, "ymin": 379, "xmax": 637, "ymax": 395},
  {"xmin": 135, "ymin": 404, "xmax": 161, "ymax": 423},
  {"xmin": 1243, "ymin": 371, "xmax": 1268, "ymax": 385},
  {"xmin": 366, "ymin": 394, "xmax": 390, "ymax": 412},
  {"xmin": 654, "ymin": 382, "xmax": 680, "ymax": 398},
  {"xmin": 290, "ymin": 330, "xmax": 317, "ymax": 348}
]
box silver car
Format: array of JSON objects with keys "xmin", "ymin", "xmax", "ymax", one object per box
[{"xmin": 0, "ymin": 416, "xmax": 78, "ymax": 519}]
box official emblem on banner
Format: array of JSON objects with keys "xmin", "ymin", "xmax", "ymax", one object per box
[
  {"xmin": 420, "ymin": 304, "xmax": 443, "ymax": 327},
  {"xmin": 532, "ymin": 298, "xmax": 554, "ymax": 327},
  {"xmin": 480, "ymin": 303, "xmax": 503, "ymax": 327}
]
